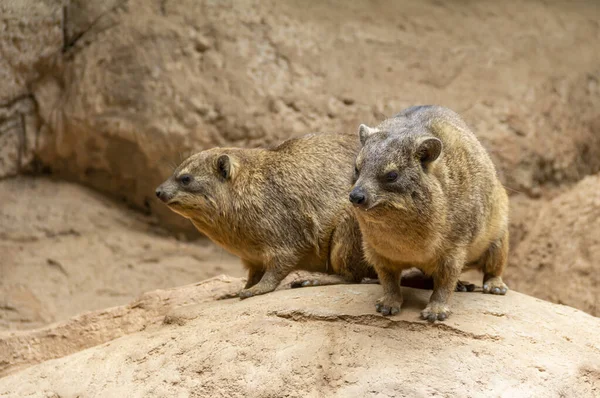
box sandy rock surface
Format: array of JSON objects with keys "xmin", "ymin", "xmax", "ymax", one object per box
[
  {"xmin": 0, "ymin": 177, "xmax": 243, "ymax": 330},
  {"xmin": 1, "ymin": 283, "xmax": 599, "ymax": 397},
  {"xmin": 0, "ymin": 0, "xmax": 62, "ymax": 177},
  {"xmin": 0, "ymin": 275, "xmax": 245, "ymax": 377},
  {"xmin": 508, "ymin": 174, "xmax": 600, "ymax": 317}
]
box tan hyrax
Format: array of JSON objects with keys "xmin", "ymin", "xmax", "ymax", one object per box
[
  {"xmin": 155, "ymin": 132, "xmax": 377, "ymax": 299},
  {"xmin": 350, "ymin": 105, "xmax": 509, "ymax": 322}
]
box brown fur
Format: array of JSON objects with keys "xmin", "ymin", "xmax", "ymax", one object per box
[
  {"xmin": 155, "ymin": 132, "xmax": 378, "ymax": 298},
  {"xmin": 351, "ymin": 105, "xmax": 509, "ymax": 321}
]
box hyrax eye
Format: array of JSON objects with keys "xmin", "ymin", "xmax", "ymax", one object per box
[
  {"xmin": 385, "ymin": 171, "xmax": 398, "ymax": 182},
  {"xmin": 179, "ymin": 174, "xmax": 193, "ymax": 186}
]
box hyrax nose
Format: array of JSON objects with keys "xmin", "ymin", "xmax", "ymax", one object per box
[
  {"xmin": 349, "ymin": 188, "xmax": 366, "ymax": 205},
  {"xmin": 155, "ymin": 188, "xmax": 167, "ymax": 202}
]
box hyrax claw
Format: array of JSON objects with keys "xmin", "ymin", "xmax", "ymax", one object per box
[
  {"xmin": 375, "ymin": 296, "xmax": 403, "ymax": 316},
  {"xmin": 421, "ymin": 302, "xmax": 451, "ymax": 323},
  {"xmin": 483, "ymin": 276, "xmax": 509, "ymax": 295}
]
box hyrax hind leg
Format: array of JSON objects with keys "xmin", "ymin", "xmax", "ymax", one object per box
[
  {"xmin": 328, "ymin": 212, "xmax": 377, "ymax": 282},
  {"xmin": 292, "ymin": 211, "xmax": 376, "ymax": 289},
  {"xmin": 480, "ymin": 229, "xmax": 509, "ymax": 295}
]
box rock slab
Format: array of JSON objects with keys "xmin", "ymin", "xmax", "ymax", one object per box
[{"xmin": 1, "ymin": 283, "xmax": 598, "ymax": 397}]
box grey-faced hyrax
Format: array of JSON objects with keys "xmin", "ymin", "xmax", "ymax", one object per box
[{"xmin": 349, "ymin": 105, "xmax": 509, "ymax": 322}]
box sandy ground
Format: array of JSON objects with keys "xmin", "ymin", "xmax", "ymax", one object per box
[
  {"xmin": 2, "ymin": 281, "xmax": 599, "ymax": 396},
  {"xmin": 0, "ymin": 177, "xmax": 244, "ymax": 330}
]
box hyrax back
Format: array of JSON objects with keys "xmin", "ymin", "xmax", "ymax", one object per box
[
  {"xmin": 350, "ymin": 105, "xmax": 509, "ymax": 322},
  {"xmin": 155, "ymin": 132, "xmax": 376, "ymax": 298}
]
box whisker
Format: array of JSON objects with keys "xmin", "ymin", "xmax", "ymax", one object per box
[
  {"xmin": 167, "ymin": 160, "xmax": 178, "ymax": 171},
  {"xmin": 503, "ymin": 184, "xmax": 523, "ymax": 194}
]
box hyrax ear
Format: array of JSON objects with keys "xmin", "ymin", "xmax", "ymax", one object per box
[
  {"xmin": 358, "ymin": 124, "xmax": 378, "ymax": 146},
  {"xmin": 416, "ymin": 137, "xmax": 442, "ymax": 167},
  {"xmin": 216, "ymin": 154, "xmax": 237, "ymax": 181}
]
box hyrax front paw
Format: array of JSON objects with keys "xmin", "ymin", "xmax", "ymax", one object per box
[
  {"xmin": 421, "ymin": 302, "xmax": 450, "ymax": 322},
  {"xmin": 238, "ymin": 289, "xmax": 255, "ymax": 299},
  {"xmin": 238, "ymin": 283, "xmax": 277, "ymax": 299},
  {"xmin": 483, "ymin": 276, "xmax": 508, "ymax": 295},
  {"xmin": 375, "ymin": 295, "xmax": 403, "ymax": 316},
  {"xmin": 239, "ymin": 285, "xmax": 271, "ymax": 299}
]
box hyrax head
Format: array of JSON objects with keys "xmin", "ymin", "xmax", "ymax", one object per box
[
  {"xmin": 155, "ymin": 148, "xmax": 239, "ymax": 221},
  {"xmin": 349, "ymin": 123, "xmax": 442, "ymax": 211}
]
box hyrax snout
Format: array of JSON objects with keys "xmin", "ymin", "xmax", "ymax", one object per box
[{"xmin": 351, "ymin": 105, "xmax": 509, "ymax": 322}]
